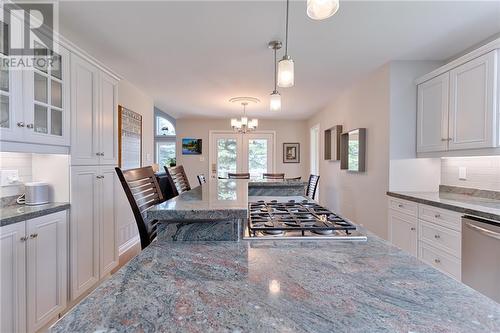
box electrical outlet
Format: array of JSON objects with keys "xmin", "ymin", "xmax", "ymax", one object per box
[
  {"xmin": 459, "ymin": 167, "xmax": 467, "ymax": 180},
  {"xmin": 0, "ymin": 170, "xmax": 20, "ymax": 186}
]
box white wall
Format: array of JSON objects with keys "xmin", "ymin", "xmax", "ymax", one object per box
[
  {"xmin": 175, "ymin": 118, "xmax": 309, "ymax": 186},
  {"xmin": 116, "ymin": 79, "xmax": 155, "ymax": 250},
  {"xmin": 0, "ymin": 152, "xmax": 33, "ymax": 198},
  {"xmin": 441, "ymin": 156, "xmax": 500, "ymax": 191},
  {"xmin": 307, "ymin": 65, "xmax": 391, "ymax": 239}
]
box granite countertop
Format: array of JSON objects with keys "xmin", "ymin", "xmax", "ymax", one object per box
[
  {"xmin": 0, "ymin": 202, "xmax": 70, "ymax": 227},
  {"xmin": 147, "ymin": 179, "xmax": 249, "ymax": 221},
  {"xmin": 248, "ymin": 179, "xmax": 307, "ymax": 187},
  {"xmin": 387, "ymin": 191, "xmax": 500, "ymax": 222},
  {"xmin": 50, "ymin": 235, "xmax": 500, "ymax": 332}
]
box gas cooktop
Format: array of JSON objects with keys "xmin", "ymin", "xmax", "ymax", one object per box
[{"xmin": 245, "ymin": 199, "xmax": 367, "ymax": 240}]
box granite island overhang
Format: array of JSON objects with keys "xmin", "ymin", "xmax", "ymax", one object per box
[
  {"xmin": 50, "ymin": 234, "xmax": 500, "ymax": 333},
  {"xmin": 146, "ymin": 179, "xmax": 307, "ymax": 241}
]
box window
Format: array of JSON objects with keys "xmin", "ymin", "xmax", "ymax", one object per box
[{"xmin": 154, "ymin": 113, "xmax": 176, "ymax": 167}]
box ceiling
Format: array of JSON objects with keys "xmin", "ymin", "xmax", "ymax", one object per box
[{"xmin": 59, "ymin": 1, "xmax": 500, "ymax": 119}]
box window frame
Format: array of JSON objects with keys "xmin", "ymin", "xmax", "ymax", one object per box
[{"xmin": 154, "ymin": 113, "xmax": 176, "ymax": 167}]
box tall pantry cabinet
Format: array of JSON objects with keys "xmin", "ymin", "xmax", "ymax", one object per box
[{"xmin": 69, "ymin": 53, "xmax": 119, "ymax": 300}]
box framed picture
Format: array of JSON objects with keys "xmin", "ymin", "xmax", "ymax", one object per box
[
  {"xmin": 182, "ymin": 138, "xmax": 202, "ymax": 155},
  {"xmin": 283, "ymin": 142, "xmax": 300, "ymax": 163},
  {"xmin": 118, "ymin": 105, "xmax": 142, "ymax": 169}
]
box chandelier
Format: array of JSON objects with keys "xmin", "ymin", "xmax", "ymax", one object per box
[{"xmin": 229, "ymin": 97, "xmax": 260, "ymax": 133}]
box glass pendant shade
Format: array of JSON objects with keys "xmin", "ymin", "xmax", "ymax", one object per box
[
  {"xmin": 231, "ymin": 118, "xmax": 238, "ymax": 127},
  {"xmin": 307, "ymin": 0, "xmax": 339, "ymax": 20},
  {"xmin": 278, "ymin": 57, "xmax": 294, "ymax": 88},
  {"xmin": 270, "ymin": 91, "xmax": 281, "ymax": 111}
]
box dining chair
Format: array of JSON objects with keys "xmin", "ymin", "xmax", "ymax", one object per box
[
  {"xmin": 228, "ymin": 172, "xmax": 250, "ymax": 179},
  {"xmin": 263, "ymin": 173, "xmax": 285, "ymax": 180},
  {"xmin": 197, "ymin": 174, "xmax": 207, "ymax": 185},
  {"xmin": 165, "ymin": 165, "xmax": 191, "ymax": 194},
  {"xmin": 306, "ymin": 174, "xmax": 320, "ymax": 200},
  {"xmin": 155, "ymin": 171, "xmax": 178, "ymax": 201},
  {"xmin": 115, "ymin": 166, "xmax": 164, "ymax": 250},
  {"xmin": 286, "ymin": 176, "xmax": 302, "ymax": 181}
]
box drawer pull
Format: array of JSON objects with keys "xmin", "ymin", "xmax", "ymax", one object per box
[
  {"xmin": 434, "ymin": 234, "xmax": 440, "ymax": 239},
  {"xmin": 434, "ymin": 214, "xmax": 441, "ymax": 218},
  {"xmin": 410, "ymin": 227, "xmax": 416, "ymax": 231},
  {"xmin": 434, "ymin": 258, "xmax": 441, "ymax": 264},
  {"xmin": 398, "ymin": 204, "xmax": 403, "ymax": 208}
]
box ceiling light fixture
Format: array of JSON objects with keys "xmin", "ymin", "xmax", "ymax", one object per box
[
  {"xmin": 277, "ymin": 0, "xmax": 294, "ymax": 88},
  {"xmin": 307, "ymin": 0, "xmax": 340, "ymax": 20},
  {"xmin": 268, "ymin": 40, "xmax": 282, "ymax": 112},
  {"xmin": 229, "ymin": 97, "xmax": 260, "ymax": 134}
]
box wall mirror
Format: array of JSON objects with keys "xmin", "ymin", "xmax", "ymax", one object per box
[{"xmin": 341, "ymin": 128, "xmax": 366, "ymax": 172}]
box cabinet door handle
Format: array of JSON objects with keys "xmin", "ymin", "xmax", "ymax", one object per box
[
  {"xmin": 29, "ymin": 233, "xmax": 38, "ymax": 239},
  {"xmin": 434, "ymin": 234, "xmax": 440, "ymax": 239},
  {"xmin": 101, "ymin": 152, "xmax": 105, "ymax": 156},
  {"xmin": 434, "ymin": 258, "xmax": 441, "ymax": 264},
  {"xmin": 20, "ymin": 236, "xmax": 28, "ymax": 242},
  {"xmin": 434, "ymin": 214, "xmax": 441, "ymax": 218},
  {"xmin": 26, "ymin": 123, "xmax": 34, "ymax": 129},
  {"xmin": 17, "ymin": 122, "xmax": 25, "ymax": 127},
  {"xmin": 398, "ymin": 204, "xmax": 403, "ymax": 208},
  {"xmin": 410, "ymin": 227, "xmax": 416, "ymax": 231},
  {"xmin": 96, "ymin": 152, "xmax": 101, "ymax": 156},
  {"xmin": 447, "ymin": 138, "xmax": 452, "ymax": 141}
]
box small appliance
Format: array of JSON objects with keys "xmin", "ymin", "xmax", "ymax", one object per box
[{"xmin": 24, "ymin": 182, "xmax": 50, "ymax": 205}]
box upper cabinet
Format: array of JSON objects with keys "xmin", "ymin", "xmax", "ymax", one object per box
[
  {"xmin": 0, "ymin": 43, "xmax": 70, "ymax": 146},
  {"xmin": 417, "ymin": 47, "xmax": 499, "ymax": 155},
  {"xmin": 448, "ymin": 51, "xmax": 497, "ymax": 150},
  {"xmin": 417, "ymin": 73, "xmax": 450, "ymax": 153},
  {"xmin": 70, "ymin": 53, "xmax": 118, "ymax": 166}
]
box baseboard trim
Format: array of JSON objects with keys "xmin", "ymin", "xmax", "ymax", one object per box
[{"xmin": 119, "ymin": 235, "xmax": 140, "ymax": 256}]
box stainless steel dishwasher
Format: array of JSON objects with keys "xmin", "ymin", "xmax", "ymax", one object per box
[{"xmin": 462, "ymin": 215, "xmax": 500, "ymax": 303}]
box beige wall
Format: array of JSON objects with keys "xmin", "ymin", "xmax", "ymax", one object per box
[
  {"xmin": 307, "ymin": 65, "xmax": 391, "ymax": 239},
  {"xmin": 116, "ymin": 79, "xmax": 155, "ymax": 249},
  {"xmin": 175, "ymin": 119, "xmax": 309, "ymax": 186}
]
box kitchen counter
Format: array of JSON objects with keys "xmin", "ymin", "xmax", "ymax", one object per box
[
  {"xmin": 0, "ymin": 202, "xmax": 70, "ymax": 227},
  {"xmin": 50, "ymin": 234, "xmax": 500, "ymax": 332},
  {"xmin": 248, "ymin": 179, "xmax": 307, "ymax": 196},
  {"xmin": 387, "ymin": 190, "xmax": 500, "ymax": 222}
]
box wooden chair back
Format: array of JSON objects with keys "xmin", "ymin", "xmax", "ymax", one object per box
[
  {"xmin": 165, "ymin": 165, "xmax": 191, "ymax": 194},
  {"xmin": 306, "ymin": 174, "xmax": 320, "ymax": 200},
  {"xmin": 155, "ymin": 171, "xmax": 178, "ymax": 201},
  {"xmin": 115, "ymin": 166, "xmax": 164, "ymax": 250},
  {"xmin": 228, "ymin": 172, "xmax": 250, "ymax": 179},
  {"xmin": 263, "ymin": 173, "xmax": 285, "ymax": 180},
  {"xmin": 197, "ymin": 174, "xmax": 206, "ymax": 185}
]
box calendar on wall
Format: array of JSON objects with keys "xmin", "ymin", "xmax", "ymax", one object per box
[{"xmin": 118, "ymin": 105, "xmax": 142, "ymax": 170}]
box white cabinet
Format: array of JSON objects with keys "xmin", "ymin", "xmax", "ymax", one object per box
[
  {"xmin": 0, "ymin": 43, "xmax": 70, "ymax": 146},
  {"xmin": 26, "ymin": 212, "xmax": 67, "ymax": 332},
  {"xmin": 448, "ymin": 51, "xmax": 497, "ymax": 150},
  {"xmin": 417, "ymin": 73, "xmax": 450, "ymax": 153},
  {"xmin": 70, "ymin": 54, "xmax": 118, "ymax": 166},
  {"xmin": 0, "ymin": 211, "xmax": 68, "ymax": 333},
  {"xmin": 388, "ymin": 197, "xmax": 462, "ymax": 281},
  {"xmin": 388, "ymin": 209, "xmax": 417, "ymax": 256},
  {"xmin": 416, "ymin": 49, "xmax": 499, "ymax": 154},
  {"xmin": 0, "ymin": 222, "xmax": 26, "ymax": 333},
  {"xmin": 70, "ymin": 165, "xmax": 118, "ymax": 300}
]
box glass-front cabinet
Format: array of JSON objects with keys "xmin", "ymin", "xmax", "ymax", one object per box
[
  {"xmin": 22, "ymin": 44, "xmax": 70, "ymax": 146},
  {"xmin": 0, "ymin": 36, "xmax": 70, "ymax": 146}
]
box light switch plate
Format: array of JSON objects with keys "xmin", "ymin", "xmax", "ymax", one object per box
[
  {"xmin": 0, "ymin": 170, "xmax": 20, "ymax": 186},
  {"xmin": 459, "ymin": 167, "xmax": 467, "ymax": 180}
]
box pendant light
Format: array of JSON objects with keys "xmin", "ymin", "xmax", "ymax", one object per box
[
  {"xmin": 268, "ymin": 40, "xmax": 282, "ymax": 112},
  {"xmin": 307, "ymin": 0, "xmax": 340, "ymax": 20},
  {"xmin": 278, "ymin": 0, "xmax": 294, "ymax": 88}
]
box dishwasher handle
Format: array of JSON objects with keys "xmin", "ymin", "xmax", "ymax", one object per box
[{"xmin": 463, "ymin": 216, "xmax": 500, "ymax": 240}]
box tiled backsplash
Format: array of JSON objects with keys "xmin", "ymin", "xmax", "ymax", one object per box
[
  {"xmin": 441, "ymin": 156, "xmax": 500, "ymax": 191},
  {"xmin": 0, "ymin": 152, "xmax": 33, "ymax": 198}
]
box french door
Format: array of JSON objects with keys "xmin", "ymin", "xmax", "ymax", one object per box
[{"xmin": 210, "ymin": 131, "xmax": 274, "ymax": 179}]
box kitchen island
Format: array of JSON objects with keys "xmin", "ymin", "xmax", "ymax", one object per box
[
  {"xmin": 147, "ymin": 179, "xmax": 306, "ymax": 241},
  {"xmin": 50, "ymin": 234, "xmax": 500, "ymax": 332}
]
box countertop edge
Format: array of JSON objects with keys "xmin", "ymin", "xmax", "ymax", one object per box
[
  {"xmin": 1, "ymin": 203, "xmax": 71, "ymax": 227},
  {"xmin": 386, "ymin": 191, "xmax": 500, "ymax": 221}
]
